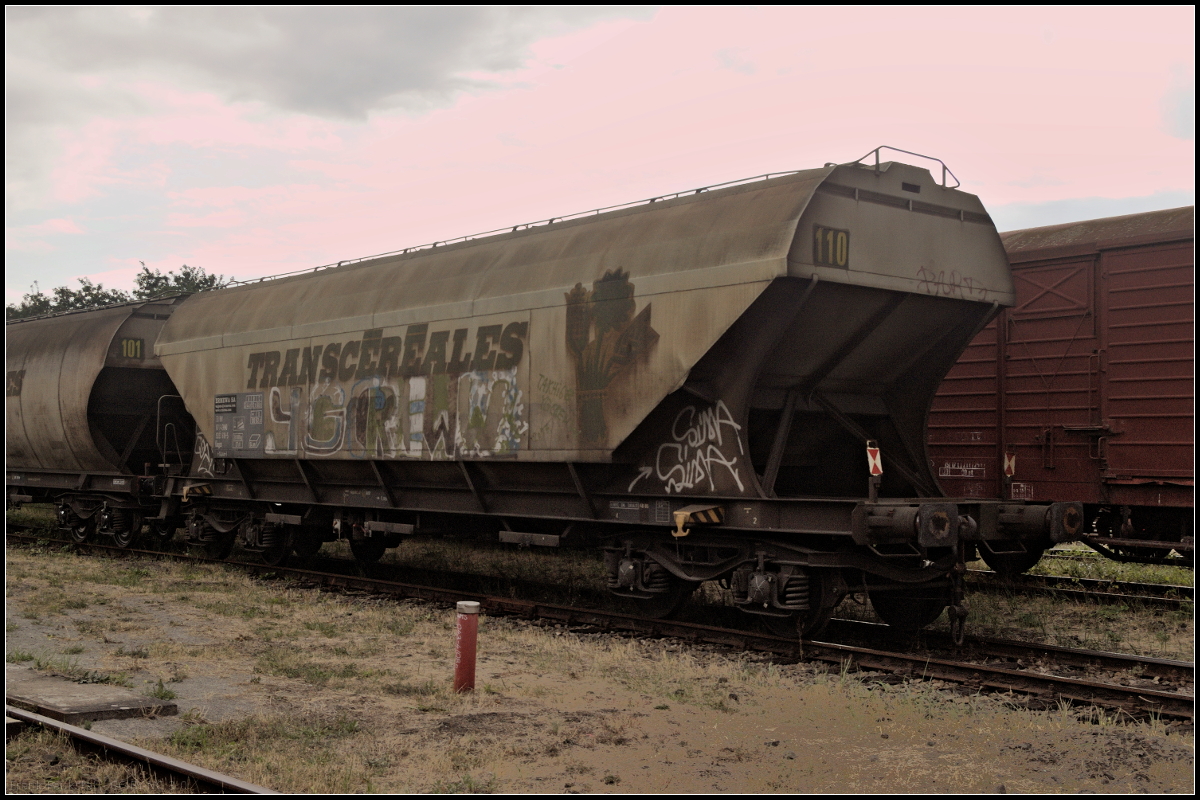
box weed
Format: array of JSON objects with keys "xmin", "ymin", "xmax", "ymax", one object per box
[
  {"xmin": 7, "ymin": 649, "xmax": 34, "ymax": 663},
  {"xmin": 116, "ymin": 646, "xmax": 150, "ymax": 659},
  {"xmin": 32, "ymin": 654, "xmax": 133, "ymax": 687},
  {"xmin": 384, "ymin": 678, "xmax": 444, "ymax": 698},
  {"xmin": 61, "ymin": 645, "xmax": 85, "ymax": 655},
  {"xmin": 147, "ymin": 679, "xmax": 177, "ymax": 701},
  {"xmin": 430, "ymin": 773, "xmax": 496, "ymax": 793},
  {"xmin": 303, "ymin": 621, "xmax": 339, "ymax": 637},
  {"xmin": 255, "ymin": 644, "xmax": 367, "ymax": 687},
  {"xmin": 113, "ymin": 567, "xmax": 154, "ymax": 589},
  {"xmin": 198, "ymin": 599, "xmax": 263, "ymax": 619}
]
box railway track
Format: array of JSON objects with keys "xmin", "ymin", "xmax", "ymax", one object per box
[
  {"xmin": 966, "ymin": 569, "xmax": 1193, "ymax": 608},
  {"xmin": 1040, "ymin": 549, "xmax": 1193, "ymax": 569},
  {"xmin": 4, "ymin": 706, "xmax": 275, "ymax": 793},
  {"xmin": 9, "ymin": 525, "xmax": 1191, "ymax": 608},
  {"xmin": 7, "ymin": 532, "xmax": 1194, "ymax": 721}
]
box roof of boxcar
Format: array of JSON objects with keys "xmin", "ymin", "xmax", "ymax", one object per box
[{"xmin": 1000, "ymin": 205, "xmax": 1194, "ymax": 256}]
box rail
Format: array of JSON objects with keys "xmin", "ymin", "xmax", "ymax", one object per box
[{"xmin": 5, "ymin": 705, "xmax": 276, "ymax": 793}]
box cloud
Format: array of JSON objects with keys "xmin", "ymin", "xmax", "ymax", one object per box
[
  {"xmin": 5, "ymin": 216, "xmax": 85, "ymax": 252},
  {"xmin": 4, "ymin": 6, "xmax": 652, "ymax": 209},
  {"xmin": 6, "ymin": 7, "xmax": 650, "ymax": 119},
  {"xmin": 1162, "ymin": 65, "xmax": 1194, "ymax": 140},
  {"xmin": 987, "ymin": 190, "xmax": 1196, "ymax": 232},
  {"xmin": 715, "ymin": 48, "xmax": 756, "ymax": 75}
]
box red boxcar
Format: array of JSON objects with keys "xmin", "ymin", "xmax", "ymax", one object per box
[{"xmin": 928, "ymin": 206, "xmax": 1194, "ymax": 567}]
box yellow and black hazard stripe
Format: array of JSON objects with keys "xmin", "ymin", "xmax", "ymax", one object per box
[
  {"xmin": 182, "ymin": 482, "xmax": 213, "ymax": 501},
  {"xmin": 671, "ymin": 504, "xmax": 725, "ymax": 537}
]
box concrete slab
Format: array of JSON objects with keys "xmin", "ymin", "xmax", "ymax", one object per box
[
  {"xmin": 5, "ymin": 664, "xmax": 177, "ymax": 724},
  {"xmin": 6, "ymin": 714, "xmax": 26, "ymax": 741}
]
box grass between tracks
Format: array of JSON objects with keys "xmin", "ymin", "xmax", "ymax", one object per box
[
  {"xmin": 6, "ymin": 503, "xmax": 1195, "ymax": 660},
  {"xmin": 5, "ymin": 530, "xmax": 1195, "ymax": 794}
]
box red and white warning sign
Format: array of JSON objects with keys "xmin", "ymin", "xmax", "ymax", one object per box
[
  {"xmin": 1003, "ymin": 452, "xmax": 1017, "ymax": 478},
  {"xmin": 866, "ymin": 441, "xmax": 883, "ymax": 476}
]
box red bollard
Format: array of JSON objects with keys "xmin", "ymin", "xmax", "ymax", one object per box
[{"xmin": 454, "ymin": 601, "xmax": 480, "ymax": 693}]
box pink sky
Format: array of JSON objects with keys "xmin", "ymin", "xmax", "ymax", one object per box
[{"xmin": 5, "ymin": 7, "xmax": 1194, "ymax": 301}]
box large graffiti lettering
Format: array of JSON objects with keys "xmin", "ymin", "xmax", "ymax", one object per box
[
  {"xmin": 636, "ymin": 400, "xmax": 746, "ymax": 494},
  {"xmin": 916, "ymin": 266, "xmax": 990, "ymax": 301},
  {"xmin": 251, "ymin": 335, "xmax": 526, "ymax": 461}
]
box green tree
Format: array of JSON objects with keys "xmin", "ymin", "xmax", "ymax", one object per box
[
  {"xmin": 5, "ymin": 264, "xmax": 231, "ymax": 321},
  {"xmin": 133, "ymin": 264, "xmax": 230, "ymax": 299}
]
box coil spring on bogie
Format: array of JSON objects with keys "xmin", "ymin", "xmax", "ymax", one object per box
[
  {"xmin": 189, "ymin": 520, "xmax": 218, "ymax": 543},
  {"xmin": 57, "ymin": 505, "xmax": 80, "ymax": 528},
  {"xmin": 643, "ymin": 564, "xmax": 672, "ymax": 593},
  {"xmin": 109, "ymin": 508, "xmax": 133, "ymax": 534},
  {"xmin": 259, "ymin": 525, "xmax": 281, "ymax": 549},
  {"xmin": 780, "ymin": 573, "xmax": 810, "ymax": 610}
]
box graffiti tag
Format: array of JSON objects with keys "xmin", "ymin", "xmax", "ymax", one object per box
[
  {"xmin": 193, "ymin": 434, "xmax": 215, "ymax": 478},
  {"xmin": 916, "ymin": 266, "xmax": 989, "ymax": 301},
  {"xmin": 647, "ymin": 400, "xmax": 745, "ymax": 494}
]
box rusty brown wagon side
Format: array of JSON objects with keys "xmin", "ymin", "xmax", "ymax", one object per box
[{"xmin": 928, "ymin": 206, "xmax": 1194, "ymax": 570}]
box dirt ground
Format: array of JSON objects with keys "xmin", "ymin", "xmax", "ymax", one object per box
[{"xmin": 4, "ymin": 545, "xmax": 1195, "ymax": 794}]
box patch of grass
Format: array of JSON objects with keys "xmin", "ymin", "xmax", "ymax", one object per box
[
  {"xmin": 159, "ymin": 712, "xmax": 366, "ymax": 791},
  {"xmin": 31, "ymin": 654, "xmax": 133, "ymax": 687},
  {"xmin": 431, "ymin": 773, "xmax": 497, "ymax": 793},
  {"xmin": 303, "ymin": 621, "xmax": 339, "ymax": 637},
  {"xmin": 116, "ymin": 646, "xmax": 150, "ymax": 659},
  {"xmin": 197, "ymin": 599, "xmax": 265, "ymax": 619},
  {"xmin": 7, "ymin": 649, "xmax": 35, "ymax": 663},
  {"xmin": 1029, "ymin": 545, "xmax": 1193, "ymax": 587},
  {"xmin": 254, "ymin": 644, "xmax": 370, "ymax": 687},
  {"xmin": 146, "ymin": 678, "xmax": 177, "ymax": 701}
]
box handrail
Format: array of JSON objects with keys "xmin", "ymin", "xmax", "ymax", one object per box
[
  {"xmin": 156, "ymin": 395, "xmax": 184, "ymax": 467},
  {"xmin": 225, "ymin": 169, "xmax": 810, "ymax": 287},
  {"xmin": 844, "ymin": 146, "xmax": 961, "ymax": 189}
]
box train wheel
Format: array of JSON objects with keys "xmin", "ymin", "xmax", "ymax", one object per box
[
  {"xmin": 870, "ymin": 587, "xmax": 947, "ymax": 632},
  {"xmin": 261, "ymin": 526, "xmax": 293, "ymax": 567},
  {"xmin": 69, "ymin": 517, "xmax": 94, "ymax": 544},
  {"xmin": 110, "ymin": 511, "xmax": 142, "ymax": 549},
  {"xmin": 760, "ymin": 605, "xmax": 835, "ymax": 639},
  {"xmin": 613, "ymin": 577, "xmax": 699, "ymax": 620},
  {"xmin": 349, "ymin": 537, "xmax": 388, "ymax": 566},
  {"xmin": 292, "ymin": 530, "xmax": 323, "ymax": 560},
  {"xmin": 759, "ymin": 572, "xmax": 836, "ymax": 638},
  {"xmin": 979, "ymin": 543, "xmax": 1046, "ymax": 577},
  {"xmin": 145, "ymin": 519, "xmax": 176, "ymax": 551},
  {"xmin": 198, "ymin": 528, "xmax": 236, "ymax": 560}
]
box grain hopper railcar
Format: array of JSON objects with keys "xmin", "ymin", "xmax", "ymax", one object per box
[
  {"xmin": 928, "ymin": 207, "xmax": 1194, "ymax": 571},
  {"xmin": 6, "ymin": 151, "xmax": 1084, "ymax": 636}
]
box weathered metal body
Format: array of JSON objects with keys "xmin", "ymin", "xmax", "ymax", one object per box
[
  {"xmin": 7, "ymin": 156, "xmax": 1085, "ymax": 632},
  {"xmin": 929, "ymin": 207, "xmax": 1194, "ymax": 563},
  {"xmin": 6, "ymin": 296, "xmax": 192, "ymax": 476}
]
